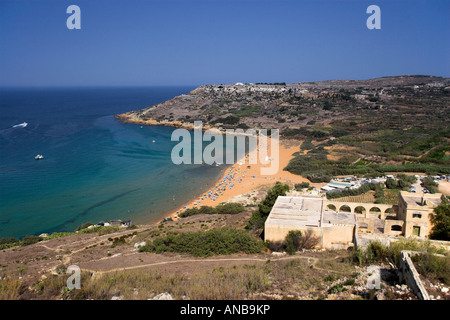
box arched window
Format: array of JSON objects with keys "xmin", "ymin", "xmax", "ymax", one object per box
[
  {"xmin": 354, "ymin": 206, "xmax": 366, "ymax": 214},
  {"xmin": 327, "ymin": 204, "xmax": 337, "ymax": 211},
  {"xmin": 369, "ymin": 207, "xmax": 381, "ymax": 214},
  {"xmin": 385, "ymin": 208, "xmax": 396, "ymax": 220}
]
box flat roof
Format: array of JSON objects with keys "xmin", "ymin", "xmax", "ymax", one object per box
[
  {"xmin": 400, "ymin": 191, "xmax": 442, "ymax": 208},
  {"xmin": 265, "ymin": 196, "xmax": 323, "ymax": 227},
  {"xmin": 322, "ymin": 211, "xmax": 356, "ymax": 226}
]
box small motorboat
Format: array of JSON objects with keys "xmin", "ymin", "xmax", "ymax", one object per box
[
  {"xmin": 35, "ymin": 154, "xmax": 44, "ymax": 160},
  {"xmin": 13, "ymin": 122, "xmax": 28, "ymax": 128}
]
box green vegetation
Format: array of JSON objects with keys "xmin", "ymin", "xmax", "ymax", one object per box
[
  {"xmin": 286, "ymin": 149, "xmax": 450, "ymax": 182},
  {"xmin": 246, "ymin": 182, "xmax": 290, "ymax": 230},
  {"xmin": 0, "ymin": 237, "xmax": 20, "ymax": 250},
  {"xmin": 30, "ymin": 265, "xmax": 271, "ymax": 300},
  {"xmin": 139, "ymin": 227, "xmax": 263, "ymax": 257},
  {"xmin": 212, "ymin": 115, "xmax": 240, "ymax": 125},
  {"xmin": 179, "ymin": 203, "xmax": 245, "ymax": 218},
  {"xmin": 294, "ymin": 182, "xmax": 310, "ymax": 190},
  {"xmin": 430, "ymin": 199, "xmax": 450, "ymax": 241},
  {"xmin": 75, "ymin": 222, "xmax": 94, "ymax": 231},
  {"xmin": 350, "ymin": 239, "xmax": 448, "ymax": 279},
  {"xmin": 422, "ymin": 177, "xmax": 439, "ymax": 193},
  {"xmin": 78, "ymin": 226, "xmax": 120, "ymax": 236},
  {"xmin": 411, "ymin": 252, "xmax": 450, "ymax": 285},
  {"xmin": 285, "ymin": 126, "xmax": 450, "ymax": 183},
  {"xmin": 300, "ymin": 138, "xmax": 314, "ymax": 150},
  {"xmin": 229, "ymin": 105, "xmax": 260, "ymax": 118},
  {"xmin": 326, "ymin": 183, "xmax": 385, "ymax": 203},
  {"xmin": 0, "ymin": 224, "xmax": 123, "ymax": 250},
  {"xmin": 267, "ymin": 229, "xmax": 320, "ymax": 254},
  {"xmin": 284, "ymin": 231, "xmax": 303, "ymax": 255}
]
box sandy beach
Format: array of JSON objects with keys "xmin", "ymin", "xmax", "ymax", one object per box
[{"xmin": 164, "ymin": 138, "xmax": 310, "ymax": 221}]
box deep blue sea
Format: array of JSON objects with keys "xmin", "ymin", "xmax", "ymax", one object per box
[{"xmin": 0, "ymin": 87, "xmax": 227, "ymax": 238}]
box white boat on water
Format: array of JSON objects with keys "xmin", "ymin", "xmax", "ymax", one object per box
[
  {"xmin": 13, "ymin": 122, "xmax": 28, "ymax": 128},
  {"xmin": 35, "ymin": 154, "xmax": 44, "ymax": 160}
]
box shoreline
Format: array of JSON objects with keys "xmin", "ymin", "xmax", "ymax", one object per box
[
  {"xmin": 115, "ymin": 113, "xmax": 310, "ymax": 224},
  {"xmin": 160, "ymin": 139, "xmax": 310, "ymax": 223}
]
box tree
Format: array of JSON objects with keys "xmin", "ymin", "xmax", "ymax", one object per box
[
  {"xmin": 247, "ymin": 181, "xmax": 290, "ymax": 230},
  {"xmin": 284, "ymin": 230, "xmax": 302, "ymax": 255},
  {"xmin": 385, "ymin": 177, "xmax": 397, "ymax": 189},
  {"xmin": 422, "ymin": 177, "xmax": 439, "ymax": 194},
  {"xmin": 258, "ymin": 181, "xmax": 290, "ymax": 215},
  {"xmin": 397, "ymin": 179, "xmax": 409, "ymax": 190},
  {"xmin": 298, "ymin": 229, "xmax": 320, "ymax": 250},
  {"xmin": 430, "ymin": 199, "xmax": 450, "ymax": 241}
]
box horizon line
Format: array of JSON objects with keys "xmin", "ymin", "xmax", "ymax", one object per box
[{"xmin": 0, "ymin": 74, "xmax": 448, "ymax": 89}]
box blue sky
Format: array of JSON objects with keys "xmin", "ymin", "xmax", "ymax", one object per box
[{"xmin": 0, "ymin": 0, "xmax": 448, "ymax": 86}]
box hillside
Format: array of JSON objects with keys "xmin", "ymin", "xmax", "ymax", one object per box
[
  {"xmin": 0, "ymin": 209, "xmax": 430, "ymax": 300},
  {"xmin": 117, "ymin": 75, "xmax": 450, "ymax": 181}
]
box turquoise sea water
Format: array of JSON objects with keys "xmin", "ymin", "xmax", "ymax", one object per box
[{"xmin": 0, "ymin": 87, "xmax": 227, "ymax": 238}]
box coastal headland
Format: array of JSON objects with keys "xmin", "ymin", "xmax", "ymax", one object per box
[{"xmin": 115, "ymin": 76, "xmax": 450, "ymax": 223}]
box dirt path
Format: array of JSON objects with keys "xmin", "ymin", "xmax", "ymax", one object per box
[
  {"xmin": 82, "ymin": 254, "xmax": 345, "ymax": 276},
  {"xmin": 439, "ymin": 181, "xmax": 450, "ymax": 196},
  {"xmin": 35, "ymin": 227, "xmax": 150, "ymax": 272}
]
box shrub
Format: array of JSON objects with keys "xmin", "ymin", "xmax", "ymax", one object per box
[
  {"xmin": 213, "ymin": 115, "xmax": 240, "ymax": 125},
  {"xmin": 179, "ymin": 203, "xmax": 245, "ymax": 218},
  {"xmin": 326, "ymin": 183, "xmax": 380, "ymax": 199},
  {"xmin": 0, "ymin": 237, "xmax": 20, "ymax": 246},
  {"xmin": 422, "ymin": 177, "xmax": 439, "ymax": 194},
  {"xmin": 429, "ymin": 199, "xmax": 450, "ymax": 241},
  {"xmin": 21, "ymin": 235, "xmax": 43, "ymax": 246},
  {"xmin": 298, "ymin": 229, "xmax": 320, "ymax": 250},
  {"xmin": 411, "ymin": 252, "xmax": 450, "ymax": 285},
  {"xmin": 351, "ymin": 238, "xmax": 446, "ymax": 267},
  {"xmin": 328, "ymin": 283, "xmax": 346, "ymax": 294},
  {"xmin": 0, "ymin": 237, "xmax": 20, "ymax": 250},
  {"xmin": 75, "ymin": 222, "xmax": 94, "ymax": 232},
  {"xmin": 266, "ymin": 240, "xmax": 285, "ymax": 252},
  {"xmin": 385, "ymin": 178, "xmax": 397, "ymax": 189},
  {"xmin": 294, "ymin": 182, "xmax": 310, "ymax": 190},
  {"xmin": 215, "ymin": 203, "xmax": 245, "ymax": 215},
  {"xmin": 284, "ymin": 230, "xmax": 302, "ymax": 255},
  {"xmin": 139, "ymin": 228, "xmax": 263, "ymax": 257},
  {"xmin": 300, "ymin": 139, "xmax": 314, "ymax": 150},
  {"xmin": 325, "ymin": 275, "xmax": 335, "ymax": 282}
]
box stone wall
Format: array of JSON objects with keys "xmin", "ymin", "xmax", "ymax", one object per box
[{"xmin": 398, "ymin": 251, "xmax": 430, "ymax": 300}]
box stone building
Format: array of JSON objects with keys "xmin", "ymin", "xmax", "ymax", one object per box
[
  {"xmin": 264, "ymin": 195, "xmax": 356, "ymax": 249},
  {"xmin": 264, "ymin": 192, "xmax": 443, "ymax": 249},
  {"xmin": 397, "ymin": 191, "xmax": 443, "ymax": 237}
]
